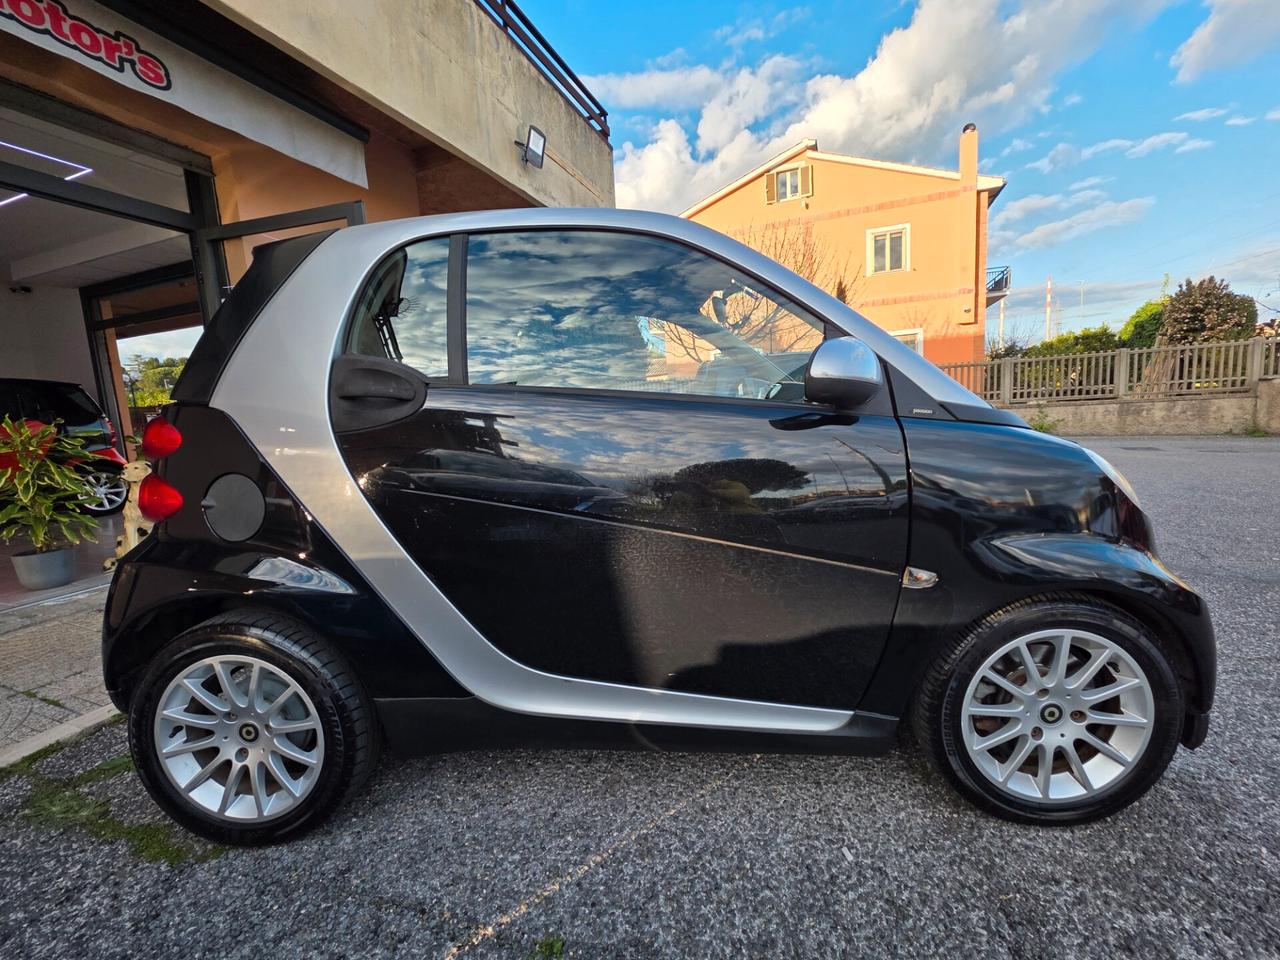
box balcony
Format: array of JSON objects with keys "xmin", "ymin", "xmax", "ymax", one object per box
[
  {"xmin": 986, "ymin": 265, "xmax": 1011, "ymax": 302},
  {"xmin": 473, "ymin": 0, "xmax": 610, "ymax": 139}
]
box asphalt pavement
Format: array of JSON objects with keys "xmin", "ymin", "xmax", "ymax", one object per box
[{"xmin": 0, "ymin": 435, "xmax": 1277, "ymax": 959}]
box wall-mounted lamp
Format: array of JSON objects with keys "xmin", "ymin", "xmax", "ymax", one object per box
[{"xmin": 516, "ymin": 125, "xmax": 546, "ymax": 169}]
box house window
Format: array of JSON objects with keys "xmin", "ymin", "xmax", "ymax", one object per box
[
  {"xmin": 868, "ymin": 225, "xmax": 909, "ymax": 274},
  {"xmin": 776, "ymin": 168, "xmax": 800, "ymax": 201},
  {"xmin": 767, "ymin": 165, "xmax": 811, "ymax": 203},
  {"xmin": 890, "ymin": 328, "xmax": 924, "ymax": 354}
]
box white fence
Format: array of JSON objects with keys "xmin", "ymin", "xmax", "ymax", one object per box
[{"xmin": 940, "ymin": 337, "xmax": 1279, "ymax": 405}]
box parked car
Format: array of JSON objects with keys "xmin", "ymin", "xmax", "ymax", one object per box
[
  {"xmin": 103, "ymin": 209, "xmax": 1214, "ymax": 844},
  {"xmin": 0, "ymin": 377, "xmax": 128, "ymax": 515}
]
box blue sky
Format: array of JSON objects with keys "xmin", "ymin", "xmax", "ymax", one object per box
[{"xmin": 526, "ymin": 0, "xmax": 1280, "ymax": 341}]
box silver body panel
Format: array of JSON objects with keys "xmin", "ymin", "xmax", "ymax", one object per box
[{"xmin": 211, "ymin": 208, "xmax": 945, "ymax": 733}]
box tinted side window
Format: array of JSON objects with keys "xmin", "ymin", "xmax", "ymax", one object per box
[
  {"xmin": 46, "ymin": 386, "xmax": 102, "ymax": 426},
  {"xmin": 348, "ymin": 237, "xmax": 449, "ymax": 378},
  {"xmin": 464, "ymin": 231, "xmax": 826, "ymax": 402}
]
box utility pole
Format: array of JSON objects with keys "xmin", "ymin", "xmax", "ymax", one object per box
[
  {"xmin": 1045, "ymin": 275, "xmax": 1053, "ymax": 342},
  {"xmin": 1078, "ymin": 281, "xmax": 1085, "ymax": 326}
]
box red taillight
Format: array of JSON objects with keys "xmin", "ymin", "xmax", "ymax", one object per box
[
  {"xmin": 138, "ymin": 474, "xmax": 184, "ymax": 521},
  {"xmin": 104, "ymin": 415, "xmax": 119, "ymax": 446},
  {"xmin": 141, "ymin": 419, "xmax": 182, "ymax": 460}
]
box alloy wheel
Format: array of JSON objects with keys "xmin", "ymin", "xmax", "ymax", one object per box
[
  {"xmin": 960, "ymin": 628, "xmax": 1154, "ymax": 803},
  {"xmin": 153, "ymin": 655, "xmax": 325, "ymax": 822},
  {"xmin": 81, "ymin": 471, "xmax": 128, "ymax": 513}
]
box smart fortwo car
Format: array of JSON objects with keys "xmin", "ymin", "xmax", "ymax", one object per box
[{"xmin": 103, "ymin": 209, "xmax": 1215, "ymax": 844}]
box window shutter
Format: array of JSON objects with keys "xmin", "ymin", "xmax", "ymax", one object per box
[
  {"xmin": 799, "ymin": 164, "xmax": 813, "ymax": 198},
  {"xmin": 765, "ymin": 173, "xmax": 777, "ymax": 204}
]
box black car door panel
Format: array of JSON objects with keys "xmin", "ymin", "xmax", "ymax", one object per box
[{"xmin": 337, "ymin": 387, "xmax": 908, "ymax": 708}]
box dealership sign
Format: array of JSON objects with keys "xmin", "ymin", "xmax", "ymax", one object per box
[
  {"xmin": 0, "ymin": 0, "xmax": 367, "ymax": 187},
  {"xmin": 0, "ymin": 0, "xmax": 170, "ymax": 89}
]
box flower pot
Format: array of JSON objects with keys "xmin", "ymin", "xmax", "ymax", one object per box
[{"xmin": 10, "ymin": 547, "xmax": 76, "ymax": 591}]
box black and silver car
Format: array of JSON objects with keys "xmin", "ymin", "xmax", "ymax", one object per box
[{"xmin": 104, "ymin": 209, "xmax": 1214, "ymax": 844}]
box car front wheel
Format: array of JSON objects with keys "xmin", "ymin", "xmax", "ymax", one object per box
[
  {"xmin": 128, "ymin": 612, "xmax": 378, "ymax": 844},
  {"xmin": 913, "ymin": 597, "xmax": 1184, "ymax": 824}
]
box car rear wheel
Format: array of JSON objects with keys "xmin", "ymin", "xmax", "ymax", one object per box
[
  {"xmin": 80, "ymin": 470, "xmax": 128, "ymax": 515},
  {"xmin": 128, "ymin": 612, "xmax": 379, "ymax": 845},
  {"xmin": 912, "ymin": 597, "xmax": 1183, "ymax": 824}
]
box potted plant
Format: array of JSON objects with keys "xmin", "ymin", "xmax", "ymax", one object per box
[{"xmin": 0, "ymin": 415, "xmax": 100, "ymax": 590}]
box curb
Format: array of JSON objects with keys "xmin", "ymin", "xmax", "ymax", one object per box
[{"xmin": 0, "ymin": 704, "xmax": 120, "ymax": 768}]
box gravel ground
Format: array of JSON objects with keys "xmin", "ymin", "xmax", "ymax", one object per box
[{"xmin": 0, "ymin": 435, "xmax": 1276, "ymax": 959}]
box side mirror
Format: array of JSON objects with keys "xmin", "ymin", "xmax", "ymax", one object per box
[{"xmin": 805, "ymin": 337, "xmax": 883, "ymax": 409}]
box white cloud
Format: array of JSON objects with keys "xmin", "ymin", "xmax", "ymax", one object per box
[
  {"xmin": 714, "ymin": 7, "xmax": 811, "ymax": 49},
  {"xmin": 585, "ymin": 65, "xmax": 724, "ymax": 110},
  {"xmin": 991, "ymin": 193, "xmax": 1066, "ymax": 228},
  {"xmin": 694, "ymin": 56, "xmax": 807, "ymax": 154},
  {"xmin": 991, "ymin": 186, "xmax": 1112, "ymax": 230},
  {"xmin": 1000, "ymin": 137, "xmax": 1034, "ymax": 157},
  {"xmin": 1000, "ymin": 197, "xmax": 1155, "ymax": 252},
  {"xmin": 1225, "ymin": 115, "xmax": 1255, "ymax": 125},
  {"xmin": 1062, "ymin": 92, "xmax": 1084, "ymax": 106},
  {"xmin": 1026, "ymin": 143, "xmax": 1080, "ymax": 172},
  {"xmin": 1124, "ymin": 132, "xmax": 1190, "ymax": 157},
  {"xmin": 1268, "ymin": 107, "xmax": 1280, "ymax": 121},
  {"xmin": 1171, "ymin": 0, "xmax": 1280, "ymax": 82},
  {"xmin": 1070, "ymin": 175, "xmax": 1112, "ymax": 189},
  {"xmin": 1175, "ymin": 137, "xmax": 1214, "ymax": 152},
  {"xmin": 1174, "ymin": 106, "xmax": 1228, "ymax": 121},
  {"xmin": 1081, "ymin": 138, "xmax": 1133, "ymax": 159},
  {"xmin": 605, "ymin": 0, "xmax": 1172, "ymax": 212}
]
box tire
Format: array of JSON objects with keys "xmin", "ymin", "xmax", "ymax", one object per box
[
  {"xmin": 128, "ymin": 611, "xmax": 379, "ymax": 845},
  {"xmin": 80, "ymin": 469, "xmax": 128, "ymax": 515},
  {"xmin": 912, "ymin": 596, "xmax": 1183, "ymax": 825}
]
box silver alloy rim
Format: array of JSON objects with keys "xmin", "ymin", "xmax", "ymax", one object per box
[
  {"xmin": 153, "ymin": 655, "xmax": 325, "ymax": 822},
  {"xmin": 82, "ymin": 471, "xmax": 128, "ymax": 512},
  {"xmin": 961, "ymin": 628, "xmax": 1154, "ymax": 803}
]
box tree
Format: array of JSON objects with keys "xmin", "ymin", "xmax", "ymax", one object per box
[
  {"xmin": 730, "ymin": 220, "xmax": 863, "ymax": 306},
  {"xmin": 1119, "ymin": 299, "xmax": 1166, "ymax": 348},
  {"xmin": 1161, "ymin": 276, "xmax": 1257, "ymax": 344}
]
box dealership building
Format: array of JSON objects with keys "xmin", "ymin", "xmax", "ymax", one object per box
[{"xmin": 0, "ymin": 0, "xmax": 614, "ymax": 442}]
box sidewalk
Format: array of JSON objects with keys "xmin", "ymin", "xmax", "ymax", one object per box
[{"xmin": 0, "ymin": 588, "xmax": 114, "ymax": 755}]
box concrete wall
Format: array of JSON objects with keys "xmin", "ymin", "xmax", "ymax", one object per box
[
  {"xmin": 1016, "ymin": 381, "xmax": 1280, "ymax": 436},
  {"xmin": 0, "ymin": 287, "xmax": 95, "ymax": 389},
  {"xmin": 202, "ymin": 0, "xmax": 615, "ymax": 209}
]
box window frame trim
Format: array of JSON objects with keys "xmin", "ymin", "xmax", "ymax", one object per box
[
  {"xmin": 866, "ymin": 222, "xmax": 911, "ymax": 276},
  {"xmin": 338, "ymin": 224, "xmax": 885, "ymax": 411}
]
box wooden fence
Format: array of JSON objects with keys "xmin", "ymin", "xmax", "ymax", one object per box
[{"xmin": 940, "ymin": 337, "xmax": 1279, "ymax": 405}]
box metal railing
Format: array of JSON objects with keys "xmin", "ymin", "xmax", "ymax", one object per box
[
  {"xmin": 941, "ymin": 337, "xmax": 1280, "ymax": 405},
  {"xmin": 986, "ymin": 265, "xmax": 1011, "ymax": 296},
  {"xmin": 472, "ymin": 0, "xmax": 610, "ymax": 139}
]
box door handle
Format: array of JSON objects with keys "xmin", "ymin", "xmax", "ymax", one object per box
[{"xmin": 330, "ymin": 355, "xmax": 426, "ymax": 431}]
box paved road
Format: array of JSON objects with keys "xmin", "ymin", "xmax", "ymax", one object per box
[{"xmin": 1, "ymin": 436, "xmax": 1277, "ymax": 959}]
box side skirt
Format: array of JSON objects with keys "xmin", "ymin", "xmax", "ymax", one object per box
[{"xmin": 374, "ymin": 697, "xmax": 899, "ymax": 757}]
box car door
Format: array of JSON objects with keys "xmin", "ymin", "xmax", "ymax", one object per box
[{"xmin": 331, "ymin": 228, "xmax": 909, "ymax": 711}]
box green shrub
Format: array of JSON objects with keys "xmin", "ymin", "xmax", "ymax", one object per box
[
  {"xmin": 1023, "ymin": 325, "xmax": 1119, "ymax": 358},
  {"xmin": 1119, "ymin": 299, "xmax": 1165, "ymax": 348}
]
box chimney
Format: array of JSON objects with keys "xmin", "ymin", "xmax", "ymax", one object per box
[{"xmin": 959, "ymin": 122, "xmax": 978, "ymax": 184}]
